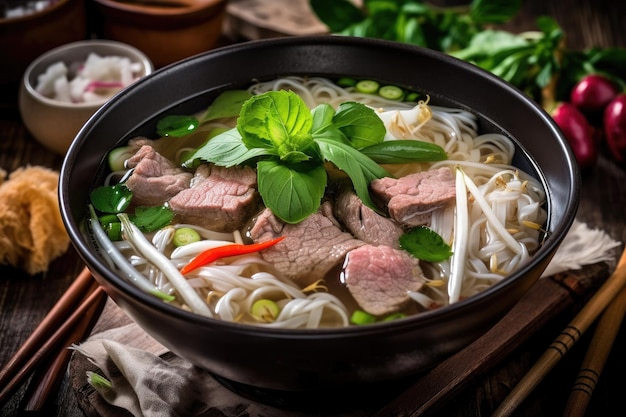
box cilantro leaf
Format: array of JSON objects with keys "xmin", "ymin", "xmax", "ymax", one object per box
[
  {"xmin": 399, "ymin": 226, "xmax": 453, "ymax": 262},
  {"xmin": 130, "ymin": 206, "xmax": 174, "ymax": 232}
]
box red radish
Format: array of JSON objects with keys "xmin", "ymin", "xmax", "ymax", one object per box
[
  {"xmin": 570, "ymin": 74, "xmax": 619, "ymax": 114},
  {"xmin": 603, "ymin": 94, "xmax": 626, "ymax": 163},
  {"xmin": 551, "ymin": 102, "xmax": 598, "ymax": 169}
]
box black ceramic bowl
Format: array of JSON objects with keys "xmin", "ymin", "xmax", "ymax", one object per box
[{"xmin": 59, "ymin": 36, "xmax": 579, "ymax": 399}]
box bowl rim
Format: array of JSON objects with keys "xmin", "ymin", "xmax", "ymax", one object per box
[
  {"xmin": 60, "ymin": 35, "xmax": 581, "ymax": 337},
  {"xmin": 21, "ymin": 39, "xmax": 154, "ymax": 109}
]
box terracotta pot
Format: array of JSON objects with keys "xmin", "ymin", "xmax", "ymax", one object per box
[
  {"xmin": 93, "ymin": 0, "xmax": 228, "ymax": 68},
  {"xmin": 0, "ymin": 0, "xmax": 87, "ymax": 95}
]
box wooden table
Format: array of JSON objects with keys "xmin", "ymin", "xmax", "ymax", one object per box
[{"xmin": 1, "ymin": 1, "xmax": 625, "ymax": 416}]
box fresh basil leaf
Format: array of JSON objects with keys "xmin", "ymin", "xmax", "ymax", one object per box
[
  {"xmin": 332, "ymin": 102, "xmax": 386, "ymax": 148},
  {"xmin": 311, "ymin": 103, "xmax": 336, "ymax": 133},
  {"xmin": 399, "ymin": 226, "xmax": 453, "ymax": 262},
  {"xmin": 90, "ymin": 184, "xmax": 133, "ymax": 214},
  {"xmin": 202, "ymin": 90, "xmax": 253, "ymax": 122},
  {"xmin": 183, "ymin": 128, "xmax": 275, "ymax": 168},
  {"xmin": 237, "ymin": 90, "xmax": 314, "ymax": 158},
  {"xmin": 156, "ymin": 115, "xmax": 199, "ymax": 137},
  {"xmin": 360, "ymin": 140, "xmax": 447, "ymax": 164},
  {"xmin": 315, "ymin": 137, "xmax": 389, "ymax": 213},
  {"xmin": 257, "ymin": 160, "xmax": 327, "ymax": 224},
  {"xmin": 130, "ymin": 206, "xmax": 174, "ymax": 232}
]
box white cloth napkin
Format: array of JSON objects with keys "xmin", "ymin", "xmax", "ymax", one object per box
[{"xmin": 72, "ymin": 220, "xmax": 621, "ymax": 417}]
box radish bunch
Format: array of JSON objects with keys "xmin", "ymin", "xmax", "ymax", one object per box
[{"xmin": 551, "ymin": 74, "xmax": 626, "ymax": 169}]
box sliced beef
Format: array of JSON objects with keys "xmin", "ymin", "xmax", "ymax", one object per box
[
  {"xmin": 343, "ymin": 244, "xmax": 425, "ymax": 316},
  {"xmin": 370, "ymin": 167, "xmax": 456, "ymax": 227},
  {"xmin": 127, "ymin": 136, "xmax": 155, "ymax": 151},
  {"xmin": 249, "ymin": 201, "xmax": 365, "ymax": 286},
  {"xmin": 168, "ymin": 164, "xmax": 259, "ymax": 233},
  {"xmin": 124, "ymin": 145, "xmax": 193, "ymax": 206},
  {"xmin": 333, "ymin": 186, "xmax": 404, "ymax": 249}
]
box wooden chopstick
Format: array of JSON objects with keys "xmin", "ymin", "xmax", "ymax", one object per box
[
  {"xmin": 0, "ymin": 267, "xmax": 94, "ymax": 387},
  {"xmin": 562, "ymin": 278, "xmax": 626, "ymax": 417},
  {"xmin": 20, "ymin": 281, "xmax": 107, "ymax": 413},
  {"xmin": 491, "ymin": 246, "xmax": 626, "ymax": 417},
  {"xmin": 0, "ymin": 268, "xmax": 105, "ymax": 406}
]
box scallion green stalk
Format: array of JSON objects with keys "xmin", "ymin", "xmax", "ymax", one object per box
[
  {"xmin": 88, "ymin": 206, "xmax": 174, "ymax": 302},
  {"xmin": 117, "ymin": 213, "xmax": 213, "ymax": 317}
]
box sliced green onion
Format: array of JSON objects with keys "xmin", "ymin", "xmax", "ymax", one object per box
[
  {"xmin": 355, "ymin": 80, "xmax": 380, "ymax": 94},
  {"xmin": 173, "ymin": 227, "xmax": 201, "ymax": 247},
  {"xmin": 87, "ymin": 371, "xmax": 112, "ymax": 390},
  {"xmin": 103, "ymin": 221, "xmax": 122, "ymax": 241},
  {"xmin": 251, "ymin": 299, "xmax": 280, "ymax": 322},
  {"xmin": 350, "ymin": 310, "xmax": 376, "ymax": 325},
  {"xmin": 379, "ymin": 85, "xmax": 405, "ymax": 101},
  {"xmin": 336, "ymin": 77, "xmax": 357, "ymax": 87},
  {"xmin": 382, "ymin": 312, "xmax": 406, "ymax": 321},
  {"xmin": 404, "ymin": 91, "xmax": 420, "ymax": 102},
  {"xmin": 107, "ymin": 146, "xmax": 135, "ymax": 172}
]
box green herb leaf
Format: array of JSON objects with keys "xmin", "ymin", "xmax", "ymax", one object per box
[
  {"xmin": 399, "ymin": 226, "xmax": 453, "ymax": 262},
  {"xmin": 90, "ymin": 184, "xmax": 133, "ymax": 214},
  {"xmin": 315, "ymin": 137, "xmax": 389, "ymax": 213},
  {"xmin": 332, "ymin": 101, "xmax": 387, "ymax": 148},
  {"xmin": 257, "ymin": 160, "xmax": 327, "ymax": 224},
  {"xmin": 130, "ymin": 206, "xmax": 174, "ymax": 232},
  {"xmin": 183, "ymin": 128, "xmax": 275, "ymax": 168},
  {"xmin": 156, "ymin": 115, "xmax": 199, "ymax": 137},
  {"xmin": 311, "ymin": 103, "xmax": 336, "ymax": 133},
  {"xmin": 202, "ymin": 90, "xmax": 254, "ymax": 122},
  {"xmin": 360, "ymin": 140, "xmax": 447, "ymax": 164},
  {"xmin": 237, "ymin": 90, "xmax": 314, "ymax": 163}
]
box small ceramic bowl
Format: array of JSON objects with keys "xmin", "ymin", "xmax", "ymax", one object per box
[
  {"xmin": 18, "ymin": 40, "xmax": 153, "ymax": 155},
  {"xmin": 92, "ymin": 0, "xmax": 228, "ymax": 69}
]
